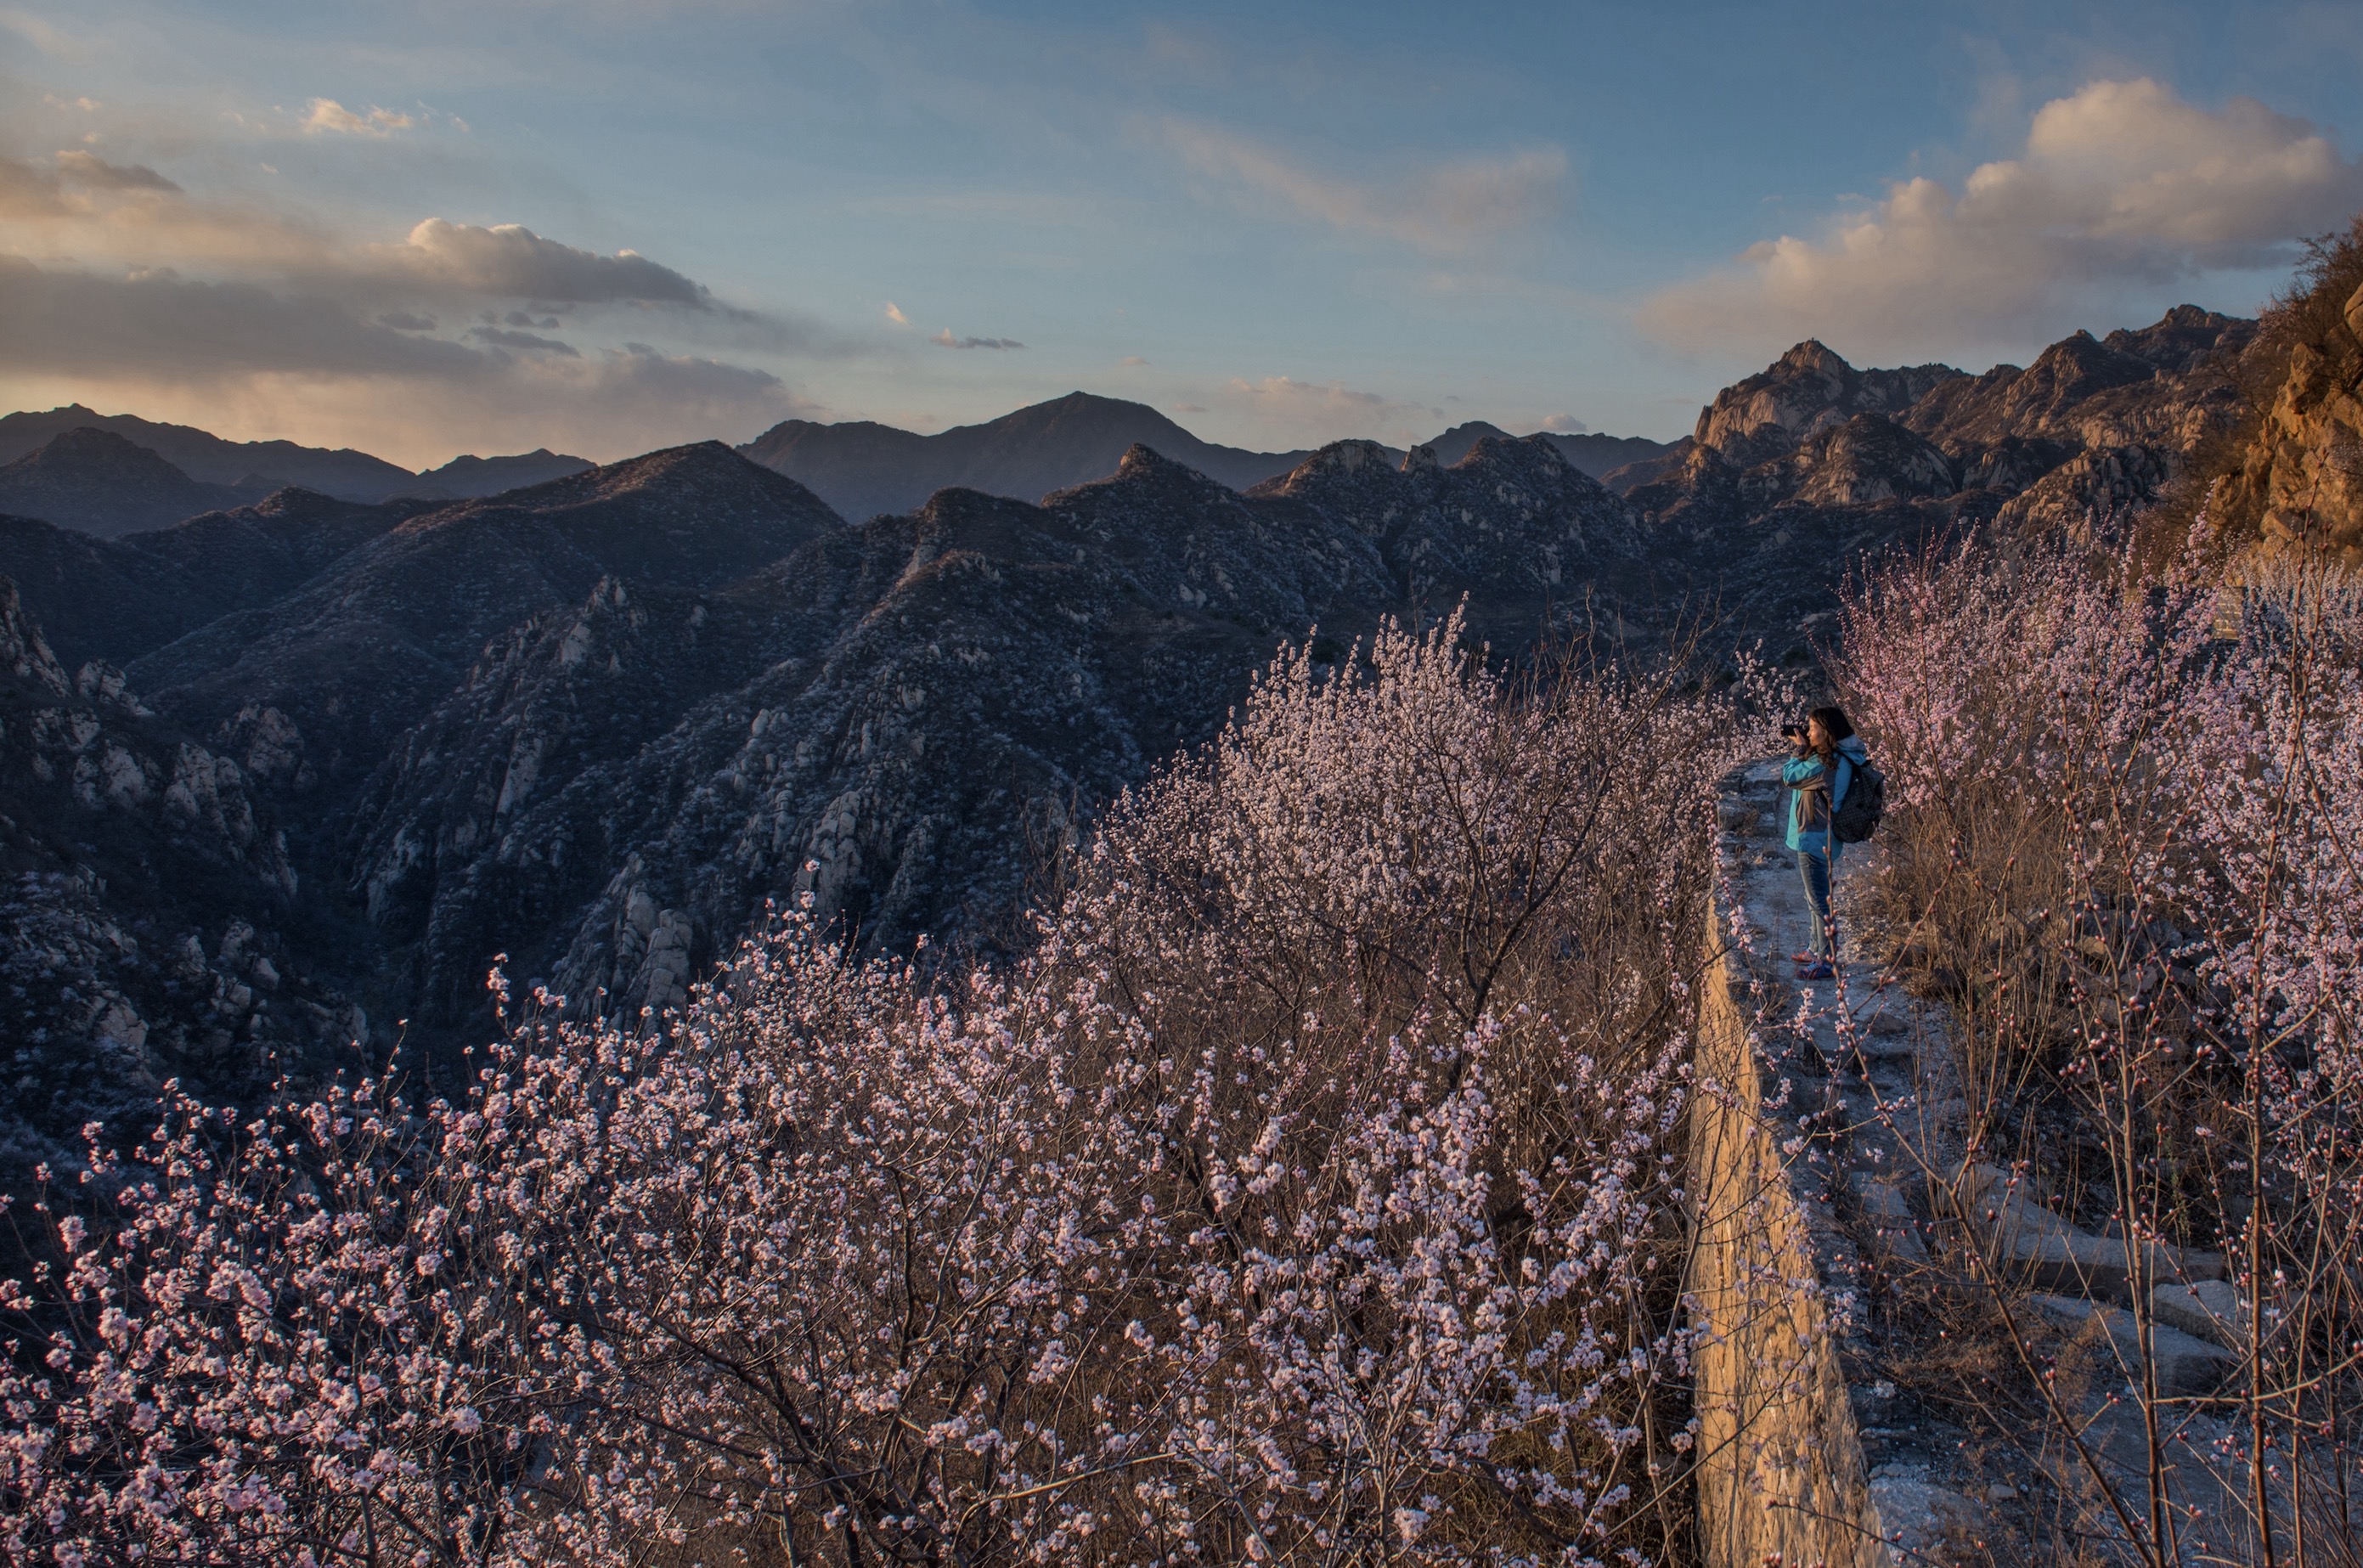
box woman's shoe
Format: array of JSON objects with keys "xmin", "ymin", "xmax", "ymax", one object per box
[{"xmin": 1796, "ymin": 960, "xmax": 1836, "ymax": 981}]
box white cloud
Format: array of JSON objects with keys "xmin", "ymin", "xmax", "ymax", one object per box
[
  {"xmin": 303, "ymin": 99, "xmax": 415, "ymax": 137},
  {"xmin": 1641, "ymin": 78, "xmax": 2363, "ymax": 361},
  {"xmin": 883, "ymin": 301, "xmax": 909, "ymax": 324},
  {"xmin": 1165, "ymin": 120, "xmax": 1565, "ymax": 256},
  {"xmin": 1538, "ymin": 413, "xmax": 1588, "ymax": 433}
]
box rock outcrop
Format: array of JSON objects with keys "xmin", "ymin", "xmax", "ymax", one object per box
[{"xmin": 2214, "ymin": 281, "xmax": 2363, "ymax": 563}]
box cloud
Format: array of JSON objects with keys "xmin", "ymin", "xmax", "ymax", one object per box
[
  {"xmin": 884, "ymin": 301, "xmax": 909, "ymax": 325},
  {"xmin": 0, "ymin": 127, "xmax": 832, "ymax": 461},
  {"xmin": 0, "ymin": 257, "xmax": 488, "ymax": 380},
  {"xmin": 54, "ymin": 150, "xmax": 178, "ymax": 193},
  {"xmin": 930, "ymin": 329, "xmax": 1024, "ymax": 349},
  {"xmin": 303, "ymin": 99, "xmax": 415, "ymax": 137},
  {"xmin": 383, "ymin": 218, "xmax": 710, "ymax": 306},
  {"xmin": 469, "ymin": 324, "xmax": 580, "ymax": 357},
  {"xmin": 0, "ymin": 157, "xmax": 68, "ymax": 218},
  {"xmin": 1118, "ymin": 355, "xmax": 1148, "ymax": 366},
  {"xmin": 1537, "ymin": 414, "xmax": 1589, "ymax": 433},
  {"xmin": 0, "ymin": 256, "xmax": 809, "ymax": 463},
  {"xmin": 1165, "ymin": 121, "xmax": 1565, "ymax": 255},
  {"xmin": 1641, "ymin": 77, "xmax": 2363, "ymax": 360},
  {"xmin": 1214, "ymin": 374, "xmax": 1438, "ymax": 446}
]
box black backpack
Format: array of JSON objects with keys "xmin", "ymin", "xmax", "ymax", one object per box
[{"xmin": 1830, "ymin": 753, "xmax": 1886, "ymax": 843}]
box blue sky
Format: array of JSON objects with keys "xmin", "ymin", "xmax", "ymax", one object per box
[{"xmin": 3, "ymin": 1, "xmax": 2360, "ymax": 467}]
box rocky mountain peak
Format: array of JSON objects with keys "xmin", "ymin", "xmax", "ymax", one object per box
[
  {"xmin": 1776, "ymin": 339, "xmax": 1852, "ymax": 379},
  {"xmin": 2102, "ymin": 305, "xmax": 2258, "ymax": 374},
  {"xmin": 1694, "ymin": 341, "xmax": 1963, "ymax": 470},
  {"xmin": 1268, "ymin": 438, "xmax": 1395, "ymax": 482},
  {"xmin": 1110, "ymin": 441, "xmax": 1200, "ymax": 483},
  {"xmin": 1456, "ymin": 431, "xmax": 1579, "ymax": 480},
  {"xmin": 495, "ymin": 439, "xmax": 784, "ymax": 510}
]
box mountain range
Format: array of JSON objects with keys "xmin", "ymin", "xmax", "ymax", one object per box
[
  {"xmin": 0, "ymin": 394, "xmax": 1672, "ymax": 540},
  {"xmin": 0, "ymin": 406, "xmax": 595, "ymax": 530},
  {"xmin": 0, "ymin": 304, "xmax": 2276, "ymax": 1180},
  {"xmin": 734, "ymin": 392, "xmax": 1672, "ymax": 522}
]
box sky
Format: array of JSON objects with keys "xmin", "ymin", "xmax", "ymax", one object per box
[{"xmin": 3, "ymin": 0, "xmax": 2360, "ymax": 470}]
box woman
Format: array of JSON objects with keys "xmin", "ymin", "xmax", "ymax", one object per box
[{"xmin": 1783, "ymin": 705, "xmax": 1866, "ymax": 980}]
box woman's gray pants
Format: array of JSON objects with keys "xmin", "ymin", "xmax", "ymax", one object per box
[{"xmin": 1796, "ymin": 848, "xmax": 1836, "ymax": 961}]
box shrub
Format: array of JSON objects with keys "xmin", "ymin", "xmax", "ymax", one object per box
[
  {"xmin": 1836, "ymin": 527, "xmax": 2363, "ymax": 1563},
  {"xmin": 6, "ymin": 616, "xmax": 1755, "ymax": 1565}
]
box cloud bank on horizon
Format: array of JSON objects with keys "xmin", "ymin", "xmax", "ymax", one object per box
[
  {"xmin": 1643, "ymin": 78, "xmax": 2363, "ymax": 364},
  {"xmin": 0, "ymin": 1, "xmax": 2355, "ymax": 464}
]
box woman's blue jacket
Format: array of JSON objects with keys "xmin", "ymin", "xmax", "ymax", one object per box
[{"xmin": 1784, "ymin": 736, "xmax": 1870, "ymax": 860}]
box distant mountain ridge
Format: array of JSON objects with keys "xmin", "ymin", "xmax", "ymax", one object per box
[
  {"xmin": 0, "ymin": 405, "xmax": 420, "ymax": 501},
  {"xmin": 0, "ymin": 428, "xmax": 267, "ymax": 539},
  {"xmin": 736, "ymin": 392, "xmax": 1320, "ymax": 521},
  {"xmin": 0, "ymin": 395, "xmax": 1665, "ymax": 539},
  {"xmin": 737, "ymin": 392, "xmax": 1674, "ymax": 520},
  {"xmin": 0, "ymin": 406, "xmax": 595, "ymax": 531}
]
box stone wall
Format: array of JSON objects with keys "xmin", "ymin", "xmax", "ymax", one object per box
[{"xmin": 1689, "ymin": 769, "xmax": 1889, "ymax": 1568}]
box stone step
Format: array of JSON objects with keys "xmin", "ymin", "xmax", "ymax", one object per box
[
  {"xmin": 1943, "ymin": 1164, "xmax": 2225, "ymax": 1300},
  {"xmin": 1851, "ymin": 1170, "xmax": 1928, "ymax": 1264},
  {"xmin": 2153, "ymin": 1279, "xmax": 2251, "ymax": 1351},
  {"xmin": 2029, "ymin": 1293, "xmax": 2238, "ymax": 1399}
]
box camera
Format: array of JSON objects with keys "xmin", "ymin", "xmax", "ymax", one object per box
[{"xmin": 1780, "ymin": 722, "xmax": 1805, "ymax": 742}]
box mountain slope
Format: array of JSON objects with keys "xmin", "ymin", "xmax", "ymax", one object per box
[
  {"xmin": 0, "ymin": 578, "xmax": 368, "ymax": 1178},
  {"xmin": 341, "ymin": 433, "xmax": 1673, "ymax": 1030},
  {"xmin": 130, "ymin": 443, "xmax": 845, "ymax": 791},
  {"xmin": 350, "ymin": 443, "xmax": 1407, "ymax": 1024},
  {"xmin": 0, "ymin": 488, "xmax": 420, "ymax": 669},
  {"xmin": 0, "ymin": 429, "xmax": 257, "ymax": 538}
]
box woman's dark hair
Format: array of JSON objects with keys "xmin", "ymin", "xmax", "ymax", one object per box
[{"xmin": 1808, "ymin": 705, "xmax": 1855, "ymax": 756}]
